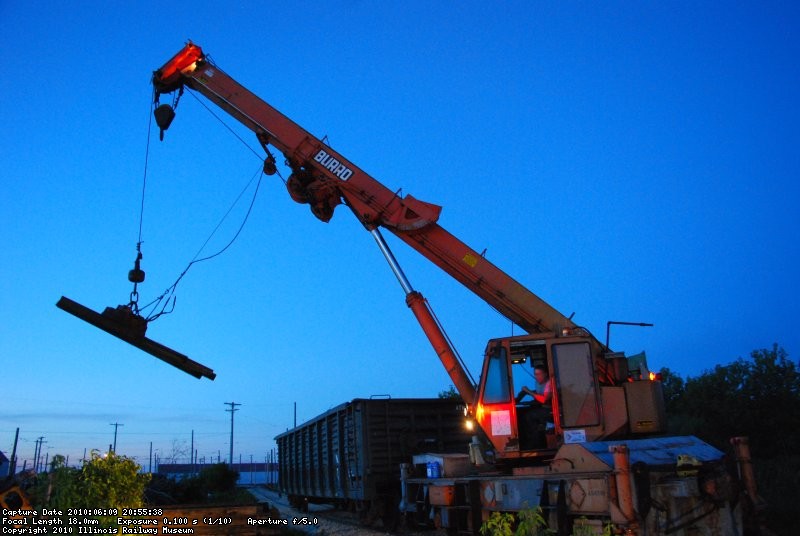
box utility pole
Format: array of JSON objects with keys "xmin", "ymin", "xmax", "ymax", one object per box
[
  {"xmin": 149, "ymin": 442, "xmax": 153, "ymax": 474},
  {"xmin": 8, "ymin": 428, "xmax": 19, "ymax": 477},
  {"xmin": 224, "ymin": 402, "xmax": 241, "ymax": 467},
  {"xmin": 190, "ymin": 430, "xmax": 194, "ymax": 475},
  {"xmin": 33, "ymin": 437, "xmax": 45, "ymax": 473},
  {"xmin": 33, "ymin": 438, "xmax": 39, "ymax": 473},
  {"xmin": 109, "ymin": 422, "xmax": 124, "ymax": 452}
]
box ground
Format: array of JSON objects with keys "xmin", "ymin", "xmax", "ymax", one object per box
[{"xmin": 246, "ymin": 486, "xmax": 404, "ymax": 536}]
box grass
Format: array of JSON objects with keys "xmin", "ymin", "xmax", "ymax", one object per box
[{"xmin": 208, "ymin": 487, "xmax": 258, "ymax": 504}]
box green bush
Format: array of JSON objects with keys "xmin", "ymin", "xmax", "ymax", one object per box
[
  {"xmin": 480, "ymin": 506, "xmax": 555, "ymax": 536},
  {"xmin": 200, "ymin": 463, "xmax": 239, "ymax": 493},
  {"xmin": 32, "ymin": 451, "xmax": 149, "ymax": 528}
]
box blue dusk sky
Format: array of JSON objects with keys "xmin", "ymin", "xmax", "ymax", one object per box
[{"xmin": 1, "ymin": 1, "xmax": 798, "ymax": 469}]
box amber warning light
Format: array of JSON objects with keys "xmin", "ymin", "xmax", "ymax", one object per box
[
  {"xmin": 154, "ymin": 42, "xmax": 204, "ymax": 88},
  {"xmin": 56, "ymin": 296, "xmax": 216, "ymax": 380}
]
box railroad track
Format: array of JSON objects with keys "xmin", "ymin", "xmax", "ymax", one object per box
[{"xmin": 244, "ymin": 486, "xmax": 417, "ymax": 536}]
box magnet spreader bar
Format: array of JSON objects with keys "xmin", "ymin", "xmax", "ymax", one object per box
[{"xmin": 56, "ymin": 296, "xmax": 216, "ymax": 380}]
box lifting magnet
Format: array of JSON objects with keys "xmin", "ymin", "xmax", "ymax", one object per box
[{"xmin": 56, "ymin": 296, "xmax": 216, "ymax": 380}]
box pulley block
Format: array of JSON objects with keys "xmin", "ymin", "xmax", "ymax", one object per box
[{"xmin": 154, "ymin": 103, "xmax": 176, "ymax": 140}]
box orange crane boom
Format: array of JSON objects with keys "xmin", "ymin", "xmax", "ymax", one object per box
[{"xmin": 153, "ymin": 43, "xmax": 576, "ymax": 338}]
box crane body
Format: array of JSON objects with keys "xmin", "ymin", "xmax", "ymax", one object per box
[{"xmin": 145, "ymin": 43, "xmax": 760, "ymax": 535}]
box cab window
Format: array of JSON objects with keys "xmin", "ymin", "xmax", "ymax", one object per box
[{"xmin": 483, "ymin": 347, "xmax": 511, "ymax": 404}]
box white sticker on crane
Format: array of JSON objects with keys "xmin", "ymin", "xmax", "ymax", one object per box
[
  {"xmin": 564, "ymin": 429, "xmax": 587, "ymax": 444},
  {"xmin": 490, "ymin": 410, "xmax": 511, "ymax": 436}
]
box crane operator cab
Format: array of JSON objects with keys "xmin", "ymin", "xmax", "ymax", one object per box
[
  {"xmin": 471, "ymin": 330, "xmax": 667, "ymax": 459},
  {"xmin": 512, "ymin": 348, "xmax": 554, "ymax": 450}
]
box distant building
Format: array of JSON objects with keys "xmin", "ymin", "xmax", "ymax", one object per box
[{"xmin": 157, "ymin": 462, "xmax": 278, "ymax": 485}]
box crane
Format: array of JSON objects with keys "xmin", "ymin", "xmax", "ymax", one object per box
[
  {"xmin": 54, "ymin": 42, "xmax": 763, "ymax": 536},
  {"xmin": 150, "ymin": 42, "xmax": 667, "ymax": 458}
]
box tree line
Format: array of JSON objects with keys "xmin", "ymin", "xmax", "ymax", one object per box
[
  {"xmin": 659, "ymin": 344, "xmax": 799, "ymax": 534},
  {"xmin": 659, "ymin": 344, "xmax": 799, "ymax": 458}
]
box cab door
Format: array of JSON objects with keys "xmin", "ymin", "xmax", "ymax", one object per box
[{"xmin": 549, "ymin": 340, "xmax": 602, "ymax": 442}]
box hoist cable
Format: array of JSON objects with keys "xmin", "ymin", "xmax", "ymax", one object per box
[
  {"xmin": 138, "ymin": 97, "xmax": 154, "ymax": 245},
  {"xmin": 186, "ymin": 87, "xmax": 288, "ymax": 185},
  {"xmin": 185, "ymin": 88, "xmax": 263, "ymax": 160},
  {"xmin": 137, "ymin": 84, "xmax": 287, "ymax": 322},
  {"xmin": 186, "ymin": 86, "xmax": 288, "ymax": 186},
  {"xmin": 191, "ymin": 166, "xmax": 264, "ymax": 264},
  {"xmin": 139, "ymin": 165, "xmax": 264, "ymax": 322},
  {"xmin": 128, "ymin": 97, "xmax": 156, "ymax": 313}
]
